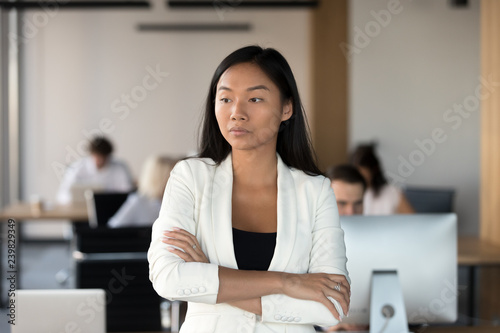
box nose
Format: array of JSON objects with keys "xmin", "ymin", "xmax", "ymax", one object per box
[
  {"xmin": 344, "ymin": 205, "xmax": 354, "ymax": 216},
  {"xmin": 231, "ymin": 100, "xmax": 248, "ymax": 121}
]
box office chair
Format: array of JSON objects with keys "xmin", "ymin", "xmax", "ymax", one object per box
[
  {"xmin": 56, "ymin": 191, "xmax": 129, "ymax": 285},
  {"xmin": 75, "ymin": 191, "xmax": 181, "ymax": 331},
  {"xmin": 73, "ymin": 225, "xmax": 163, "ymax": 332},
  {"xmin": 73, "ymin": 225, "xmax": 152, "ymax": 253},
  {"xmin": 76, "ymin": 257, "xmax": 162, "ymax": 332},
  {"xmin": 403, "ymin": 186, "xmax": 455, "ymax": 213}
]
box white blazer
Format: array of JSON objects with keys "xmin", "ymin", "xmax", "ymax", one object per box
[{"xmin": 148, "ymin": 154, "xmax": 349, "ymax": 333}]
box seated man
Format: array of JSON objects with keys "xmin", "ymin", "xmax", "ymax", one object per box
[
  {"xmin": 56, "ymin": 136, "xmax": 134, "ymax": 204},
  {"xmin": 326, "ymin": 164, "xmax": 366, "ymax": 216}
]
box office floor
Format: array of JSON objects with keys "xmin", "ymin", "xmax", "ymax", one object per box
[{"xmin": 0, "ymin": 242, "xmax": 479, "ymax": 333}]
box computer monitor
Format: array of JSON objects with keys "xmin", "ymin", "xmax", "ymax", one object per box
[
  {"xmin": 403, "ymin": 187, "xmax": 455, "ymax": 213},
  {"xmin": 340, "ymin": 214, "xmax": 457, "ymax": 332}
]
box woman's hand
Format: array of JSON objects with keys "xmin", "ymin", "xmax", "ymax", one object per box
[
  {"xmin": 161, "ymin": 228, "xmax": 209, "ymax": 263},
  {"xmin": 281, "ymin": 273, "xmax": 350, "ymax": 321}
]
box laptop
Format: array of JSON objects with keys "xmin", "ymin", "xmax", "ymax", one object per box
[
  {"xmin": 70, "ymin": 183, "xmax": 103, "ymax": 203},
  {"xmin": 11, "ymin": 289, "xmax": 106, "ymax": 333},
  {"xmin": 84, "ymin": 190, "xmax": 129, "ymax": 228}
]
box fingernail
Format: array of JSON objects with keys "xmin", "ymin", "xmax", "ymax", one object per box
[
  {"xmin": 167, "ymin": 247, "xmax": 175, "ymax": 252},
  {"xmin": 172, "ymin": 227, "xmax": 180, "ymax": 231},
  {"xmin": 161, "ymin": 237, "xmax": 170, "ymax": 242}
]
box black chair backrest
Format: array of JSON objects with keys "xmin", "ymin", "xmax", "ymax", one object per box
[
  {"xmin": 403, "ymin": 187, "xmax": 455, "ymax": 213},
  {"xmin": 76, "ymin": 258, "xmax": 161, "ymax": 332},
  {"xmin": 90, "ymin": 192, "xmax": 130, "ymax": 227},
  {"xmin": 72, "ymin": 222, "xmax": 159, "ymax": 331},
  {"xmin": 73, "ymin": 225, "xmax": 152, "ymax": 254}
]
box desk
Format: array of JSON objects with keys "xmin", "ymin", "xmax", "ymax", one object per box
[
  {"xmin": 458, "ymin": 236, "xmax": 500, "ymax": 266},
  {"xmin": 0, "ymin": 202, "xmax": 89, "ymax": 304},
  {"xmin": 0, "ymin": 202, "xmax": 88, "ymax": 221},
  {"xmin": 457, "ymin": 236, "xmax": 500, "ymax": 326},
  {"xmin": 423, "ymin": 327, "xmax": 500, "ymax": 333}
]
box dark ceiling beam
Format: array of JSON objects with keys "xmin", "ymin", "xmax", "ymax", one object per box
[
  {"xmin": 137, "ymin": 23, "xmax": 251, "ymax": 32},
  {"xmin": 0, "ymin": 1, "xmax": 149, "ymax": 9},
  {"xmin": 167, "ymin": 1, "xmax": 318, "ymax": 9}
]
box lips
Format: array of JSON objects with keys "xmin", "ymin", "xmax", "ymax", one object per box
[{"xmin": 229, "ymin": 126, "xmax": 249, "ymax": 135}]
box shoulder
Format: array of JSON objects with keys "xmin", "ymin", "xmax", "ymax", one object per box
[
  {"xmin": 108, "ymin": 158, "xmax": 130, "ymax": 170},
  {"xmin": 289, "ymin": 166, "xmax": 329, "ymax": 186},
  {"xmin": 289, "ymin": 168, "xmax": 331, "ymax": 197},
  {"xmin": 169, "ymin": 157, "xmax": 220, "ymax": 189},
  {"xmin": 172, "ymin": 157, "xmax": 217, "ymax": 175},
  {"xmin": 382, "ymin": 184, "xmax": 401, "ymax": 198},
  {"xmin": 69, "ymin": 158, "xmax": 87, "ymax": 169},
  {"xmin": 371, "ymin": 184, "xmax": 401, "ymax": 206}
]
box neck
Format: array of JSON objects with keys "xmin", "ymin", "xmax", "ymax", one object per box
[{"xmin": 231, "ymin": 148, "xmax": 278, "ymax": 187}]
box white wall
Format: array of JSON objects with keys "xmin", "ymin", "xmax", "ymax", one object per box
[
  {"xmin": 349, "ymin": 0, "xmax": 480, "ymax": 235},
  {"xmin": 20, "ymin": 0, "xmax": 312, "ymax": 237}
]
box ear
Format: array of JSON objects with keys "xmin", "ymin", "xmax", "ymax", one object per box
[{"xmin": 281, "ymin": 99, "xmax": 293, "ymax": 122}]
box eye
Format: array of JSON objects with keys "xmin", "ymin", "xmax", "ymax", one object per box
[
  {"xmin": 249, "ymin": 97, "xmax": 263, "ymax": 103},
  {"xmin": 219, "ymin": 98, "xmax": 232, "ymax": 103}
]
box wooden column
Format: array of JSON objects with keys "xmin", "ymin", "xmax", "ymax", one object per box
[
  {"xmin": 479, "ymin": 0, "xmax": 500, "ymax": 324},
  {"xmin": 480, "ymin": 0, "xmax": 500, "ymax": 247},
  {"xmin": 311, "ymin": 0, "xmax": 348, "ymax": 171}
]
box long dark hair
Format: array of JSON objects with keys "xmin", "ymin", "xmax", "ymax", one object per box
[
  {"xmin": 350, "ymin": 144, "xmax": 387, "ymax": 196},
  {"xmin": 197, "ymin": 45, "xmax": 322, "ymax": 176}
]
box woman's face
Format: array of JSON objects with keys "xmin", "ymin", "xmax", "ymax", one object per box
[{"xmin": 215, "ymin": 62, "xmax": 292, "ymax": 152}]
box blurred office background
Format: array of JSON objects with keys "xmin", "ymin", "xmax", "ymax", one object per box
[
  {"xmin": 2, "ymin": 0, "xmax": 499, "ymax": 330},
  {"xmin": 1, "ymin": 0, "xmax": 480, "ymax": 237}
]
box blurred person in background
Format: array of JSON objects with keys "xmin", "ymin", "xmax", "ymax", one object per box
[
  {"xmin": 326, "ymin": 164, "xmax": 366, "ymax": 216},
  {"xmin": 351, "ymin": 144, "xmax": 414, "ymax": 215},
  {"xmin": 56, "ymin": 136, "xmax": 134, "ymax": 205},
  {"xmin": 108, "ymin": 155, "xmax": 177, "ymax": 228},
  {"xmin": 323, "ymin": 164, "xmax": 368, "ymax": 332}
]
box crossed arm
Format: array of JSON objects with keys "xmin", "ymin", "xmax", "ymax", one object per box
[{"xmin": 162, "ymin": 228, "xmax": 350, "ymax": 321}]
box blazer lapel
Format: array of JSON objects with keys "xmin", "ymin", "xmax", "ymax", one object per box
[
  {"xmin": 268, "ymin": 154, "xmax": 297, "ymax": 272},
  {"xmin": 211, "ymin": 153, "xmax": 239, "ymax": 269}
]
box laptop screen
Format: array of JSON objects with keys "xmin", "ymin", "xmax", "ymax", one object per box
[{"xmin": 11, "ymin": 289, "xmax": 106, "ymax": 333}]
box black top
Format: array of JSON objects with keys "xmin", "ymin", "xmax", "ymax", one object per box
[{"xmin": 232, "ymin": 228, "xmax": 277, "ymax": 271}]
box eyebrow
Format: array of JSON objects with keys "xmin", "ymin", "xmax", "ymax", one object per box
[{"xmin": 218, "ymin": 85, "xmax": 270, "ymax": 92}]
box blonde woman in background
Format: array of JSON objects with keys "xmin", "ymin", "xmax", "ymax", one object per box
[{"xmin": 108, "ymin": 156, "xmax": 177, "ymax": 228}]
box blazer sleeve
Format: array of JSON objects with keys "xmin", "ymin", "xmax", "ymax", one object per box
[
  {"xmin": 147, "ymin": 160, "xmax": 220, "ymax": 304},
  {"xmin": 260, "ymin": 177, "xmax": 350, "ymax": 327}
]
